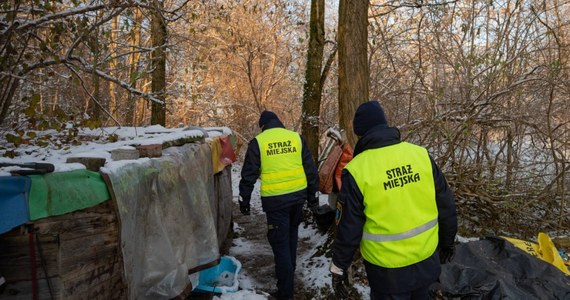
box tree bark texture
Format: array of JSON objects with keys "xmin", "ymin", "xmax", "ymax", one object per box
[
  {"xmin": 151, "ymin": 1, "xmax": 167, "ymax": 126},
  {"xmin": 109, "ymin": 16, "xmax": 119, "ymax": 119},
  {"xmin": 302, "ymin": 0, "xmax": 325, "ymax": 163},
  {"xmin": 91, "ymin": 26, "xmax": 102, "ymax": 120},
  {"xmin": 0, "ymin": 77, "xmax": 19, "ymax": 126},
  {"xmin": 126, "ymin": 8, "xmax": 143, "ymax": 126},
  {"xmin": 338, "ymin": 0, "xmax": 369, "ymax": 147}
]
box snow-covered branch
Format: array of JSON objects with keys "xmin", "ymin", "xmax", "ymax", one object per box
[{"xmin": 67, "ymin": 56, "xmax": 164, "ymax": 105}]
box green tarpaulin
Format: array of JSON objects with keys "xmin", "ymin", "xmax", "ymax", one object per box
[{"xmin": 28, "ymin": 169, "xmax": 110, "ymax": 220}]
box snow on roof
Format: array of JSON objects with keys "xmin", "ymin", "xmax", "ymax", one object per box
[{"xmin": 0, "ymin": 125, "xmax": 232, "ymax": 176}]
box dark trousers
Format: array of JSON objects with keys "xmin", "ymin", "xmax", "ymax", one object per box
[
  {"xmin": 370, "ymin": 284, "xmax": 430, "ymax": 300},
  {"xmin": 265, "ymin": 203, "xmax": 303, "ymax": 299}
]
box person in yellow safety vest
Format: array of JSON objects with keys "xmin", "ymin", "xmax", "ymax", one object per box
[
  {"xmin": 330, "ymin": 101, "xmax": 457, "ymax": 300},
  {"xmin": 239, "ymin": 111, "xmax": 319, "ymax": 300}
]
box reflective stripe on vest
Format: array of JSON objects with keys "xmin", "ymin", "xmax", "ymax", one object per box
[
  {"xmin": 345, "ymin": 142, "xmax": 438, "ymax": 268},
  {"xmin": 256, "ymin": 128, "xmax": 307, "ymax": 197},
  {"xmin": 362, "ymin": 218, "xmax": 438, "ymax": 242}
]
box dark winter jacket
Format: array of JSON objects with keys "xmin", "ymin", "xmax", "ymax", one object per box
[
  {"xmin": 332, "ymin": 124, "xmax": 457, "ymax": 294},
  {"xmin": 239, "ymin": 118, "xmax": 319, "ymax": 212}
]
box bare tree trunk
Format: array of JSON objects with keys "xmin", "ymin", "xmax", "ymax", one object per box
[
  {"xmin": 126, "ymin": 8, "xmax": 143, "ymax": 126},
  {"xmin": 90, "ymin": 24, "xmax": 102, "ymax": 120},
  {"xmin": 302, "ymin": 0, "xmax": 325, "ymax": 163},
  {"xmin": 553, "ymin": 0, "xmax": 569, "ymax": 227},
  {"xmin": 0, "ymin": 3, "xmax": 19, "ymax": 127},
  {"xmin": 92, "ymin": 68, "xmax": 101, "ymax": 120},
  {"xmin": 338, "ymin": 0, "xmax": 369, "ymax": 146},
  {"xmin": 109, "ymin": 15, "xmax": 119, "ymax": 120},
  {"xmin": 0, "ymin": 77, "xmax": 19, "ymax": 125},
  {"xmin": 151, "ymin": 0, "xmax": 167, "ymax": 126},
  {"xmin": 505, "ymin": 127, "xmax": 513, "ymax": 190}
]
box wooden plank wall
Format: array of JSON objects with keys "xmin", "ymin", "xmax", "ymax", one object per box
[{"xmin": 0, "ymin": 200, "xmax": 126, "ymax": 300}]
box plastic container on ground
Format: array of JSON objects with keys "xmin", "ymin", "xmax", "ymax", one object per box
[{"xmin": 194, "ymin": 256, "xmax": 241, "ymax": 294}]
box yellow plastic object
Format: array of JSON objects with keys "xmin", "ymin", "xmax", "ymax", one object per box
[
  {"xmin": 502, "ymin": 232, "xmax": 570, "ymax": 276},
  {"xmin": 209, "ymin": 136, "xmax": 224, "ymax": 173}
]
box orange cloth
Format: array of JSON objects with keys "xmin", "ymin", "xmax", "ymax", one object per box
[
  {"xmin": 334, "ymin": 144, "xmax": 353, "ymax": 192},
  {"xmin": 319, "ymin": 142, "xmax": 354, "ymax": 194}
]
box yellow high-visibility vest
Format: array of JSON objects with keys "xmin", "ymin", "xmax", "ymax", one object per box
[
  {"xmin": 345, "ymin": 142, "xmax": 438, "ymax": 268},
  {"xmin": 256, "ymin": 128, "xmax": 307, "ymax": 197}
]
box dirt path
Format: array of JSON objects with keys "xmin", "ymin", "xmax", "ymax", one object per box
[{"xmin": 229, "ymin": 201, "xmax": 318, "ymax": 299}]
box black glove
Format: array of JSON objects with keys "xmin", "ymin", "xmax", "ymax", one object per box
[
  {"xmin": 238, "ymin": 199, "xmax": 250, "ymax": 215},
  {"xmin": 439, "ymin": 245, "xmax": 455, "ymax": 264},
  {"xmin": 332, "ymin": 272, "xmax": 349, "ymax": 299}
]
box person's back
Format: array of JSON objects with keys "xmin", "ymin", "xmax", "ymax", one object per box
[
  {"xmin": 239, "ymin": 111, "xmax": 319, "ymax": 300},
  {"xmin": 330, "ymin": 101, "xmax": 457, "ymax": 300},
  {"xmin": 346, "ymin": 141, "xmax": 439, "ymax": 269},
  {"xmin": 255, "ymin": 126, "xmax": 307, "ymax": 202}
]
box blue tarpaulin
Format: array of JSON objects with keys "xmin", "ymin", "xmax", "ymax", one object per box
[{"xmin": 0, "ymin": 176, "xmax": 31, "ymax": 234}]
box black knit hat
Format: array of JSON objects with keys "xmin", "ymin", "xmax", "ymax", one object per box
[
  {"xmin": 353, "ymin": 101, "xmax": 388, "ymax": 136},
  {"xmin": 258, "ymin": 111, "xmax": 279, "ymax": 128}
]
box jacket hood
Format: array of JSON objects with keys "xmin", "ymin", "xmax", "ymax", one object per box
[{"xmin": 353, "ymin": 100, "xmax": 388, "ymax": 136}]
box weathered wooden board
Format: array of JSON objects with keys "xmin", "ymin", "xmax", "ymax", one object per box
[
  {"xmin": 0, "ymin": 200, "xmax": 126, "ymax": 300},
  {"xmin": 0, "ymin": 277, "xmax": 61, "ymax": 300},
  {"xmin": 0, "ymin": 233, "xmax": 58, "ymax": 282}
]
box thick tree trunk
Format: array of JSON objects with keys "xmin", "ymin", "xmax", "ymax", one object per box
[
  {"xmin": 151, "ymin": 1, "xmax": 167, "ymax": 126},
  {"xmin": 338, "ymin": 0, "xmax": 369, "ymax": 147},
  {"xmin": 302, "ymin": 0, "xmax": 325, "ymax": 163}
]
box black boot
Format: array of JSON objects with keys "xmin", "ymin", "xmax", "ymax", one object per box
[
  {"xmin": 269, "ymin": 290, "xmax": 293, "ymax": 300},
  {"xmin": 0, "ymin": 274, "xmax": 5, "ymax": 293}
]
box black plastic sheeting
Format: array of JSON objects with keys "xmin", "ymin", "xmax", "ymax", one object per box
[{"xmin": 434, "ymin": 237, "xmax": 570, "ymax": 299}]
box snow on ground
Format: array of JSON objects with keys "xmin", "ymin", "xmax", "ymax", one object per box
[
  {"xmin": 222, "ymin": 163, "xmax": 486, "ymax": 299},
  {"xmin": 1, "ymin": 125, "xmax": 488, "ymax": 299},
  {"xmin": 216, "ymin": 290, "xmax": 268, "ymax": 300},
  {"xmin": 221, "ymin": 163, "xmax": 370, "ymax": 300},
  {"xmin": 3, "ymin": 125, "xmax": 337, "ymax": 299}
]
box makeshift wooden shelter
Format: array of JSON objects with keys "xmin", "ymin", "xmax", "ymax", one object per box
[{"xmin": 0, "ymin": 127, "xmax": 236, "ymax": 300}]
